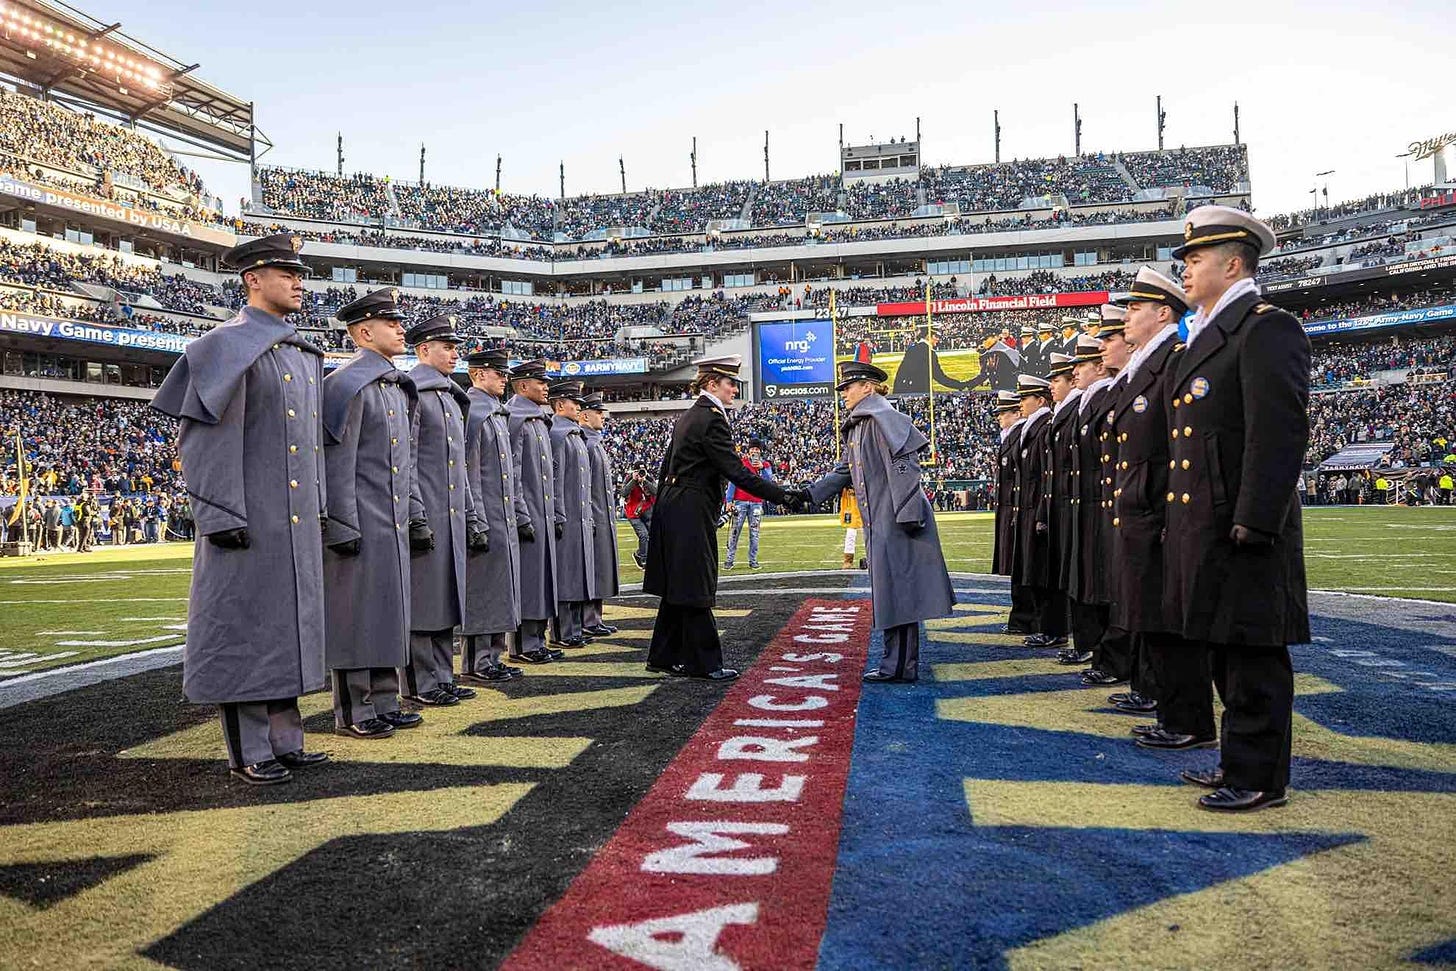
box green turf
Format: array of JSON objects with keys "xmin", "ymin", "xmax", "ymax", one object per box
[{"xmin": 1, "ymin": 506, "xmax": 1451, "ymax": 678}]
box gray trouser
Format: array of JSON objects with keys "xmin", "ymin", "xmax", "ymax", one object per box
[
  {"xmin": 464, "ymin": 632, "xmax": 510, "ymax": 673},
  {"xmin": 584, "ymin": 600, "xmax": 604, "ymax": 628},
  {"xmin": 551, "ymin": 602, "xmax": 585, "ymax": 643},
  {"xmin": 332, "ymin": 667, "xmax": 401, "ymax": 727},
  {"xmin": 514, "ymin": 618, "xmax": 548, "ymax": 656},
  {"xmin": 220, "ymin": 699, "xmax": 304, "ymax": 769},
  {"xmin": 879, "ymin": 623, "xmax": 920, "ymax": 681},
  {"xmin": 403, "ymin": 628, "xmax": 455, "ymax": 696}
]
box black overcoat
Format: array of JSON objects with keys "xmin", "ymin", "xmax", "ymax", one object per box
[
  {"xmin": 643, "ymin": 397, "xmax": 789, "ymax": 607},
  {"xmin": 1164, "ymin": 291, "xmax": 1311, "ymax": 646},
  {"xmin": 1069, "ymin": 383, "xmax": 1111, "ymax": 603},
  {"xmin": 1014, "ymin": 409, "xmax": 1052, "ymax": 588},
  {"xmin": 992, "ymin": 422, "xmax": 1023, "ymax": 576},
  {"xmin": 1109, "ymin": 335, "xmax": 1182, "ymax": 633},
  {"xmin": 1049, "ymin": 395, "xmax": 1081, "ymax": 592}
]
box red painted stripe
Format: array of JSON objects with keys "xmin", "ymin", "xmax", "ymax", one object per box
[{"xmin": 502, "ymin": 598, "xmax": 873, "ymax": 971}]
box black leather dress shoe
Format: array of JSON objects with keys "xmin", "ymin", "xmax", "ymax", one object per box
[
  {"xmin": 688, "ymin": 668, "xmax": 739, "ymax": 682},
  {"xmin": 633, "ymin": 551, "xmax": 647, "ymax": 569},
  {"xmin": 1180, "ymin": 767, "xmax": 1226, "ymax": 789},
  {"xmin": 441, "ymin": 682, "xmax": 477, "ymax": 700},
  {"xmin": 406, "ymin": 687, "xmax": 460, "ymax": 707},
  {"xmin": 1001, "ymin": 624, "xmax": 1033, "ymax": 635},
  {"xmin": 1135, "ymin": 729, "xmax": 1217, "ymax": 750},
  {"xmin": 275, "ymin": 750, "xmax": 329, "ymax": 769},
  {"xmin": 645, "ymin": 663, "xmax": 685, "ymax": 675},
  {"xmin": 230, "ymin": 759, "xmax": 292, "ymax": 785},
  {"xmin": 584, "ymin": 624, "xmax": 618, "ymax": 636},
  {"xmin": 1130, "ymin": 722, "xmax": 1162, "ymax": 738},
  {"xmin": 1113, "ymin": 694, "xmax": 1159, "ymax": 713},
  {"xmin": 336, "ymin": 718, "xmax": 395, "ymax": 739},
  {"xmin": 379, "ymin": 710, "xmax": 423, "ymax": 729},
  {"xmin": 1057, "ymin": 649, "xmax": 1094, "ymax": 665},
  {"xmin": 545, "ymin": 647, "xmax": 567, "ymax": 660},
  {"xmin": 1108, "ymin": 691, "xmax": 1135, "ymax": 704},
  {"xmin": 1081, "ymin": 669, "xmax": 1126, "ymax": 686},
  {"xmin": 1199, "ymin": 786, "xmax": 1288, "ymax": 812},
  {"xmin": 548, "ymin": 637, "xmax": 588, "ymax": 649},
  {"xmin": 461, "ymin": 666, "xmax": 517, "ymax": 684},
  {"xmin": 863, "ymin": 671, "xmax": 916, "ymax": 684},
  {"xmin": 512, "ymin": 650, "xmax": 555, "ymax": 665},
  {"xmin": 1023, "ymin": 633, "xmax": 1068, "ymax": 648}
]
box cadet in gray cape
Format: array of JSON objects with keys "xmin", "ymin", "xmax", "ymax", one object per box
[
  {"xmin": 459, "ymin": 349, "xmax": 524, "ymax": 683},
  {"xmin": 402, "ymin": 314, "xmax": 485, "ymax": 707},
  {"xmin": 505, "ymin": 360, "xmax": 565, "ymax": 665},
  {"xmin": 547, "ymin": 380, "xmax": 597, "ymax": 649},
  {"xmin": 578, "ymin": 392, "xmax": 620, "ymax": 637},
  {"xmin": 322, "ymin": 288, "xmax": 431, "ymax": 739},
  {"xmin": 150, "ymin": 233, "xmax": 330, "ymax": 786},
  {"xmin": 797, "ymin": 360, "xmax": 957, "ymax": 683}
]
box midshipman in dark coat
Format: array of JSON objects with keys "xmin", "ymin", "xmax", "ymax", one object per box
[
  {"xmin": 460, "ymin": 350, "xmax": 523, "ymax": 683},
  {"xmin": 547, "ymin": 380, "xmax": 597, "ymax": 648},
  {"xmin": 1164, "ymin": 207, "xmax": 1309, "ymax": 813},
  {"xmin": 1061, "ymin": 335, "xmax": 1113, "ymax": 668},
  {"xmin": 150, "ymin": 234, "xmax": 329, "ymax": 786},
  {"xmin": 323, "ymin": 288, "xmax": 427, "ymax": 740},
  {"xmin": 402, "ymin": 315, "xmax": 483, "ymax": 706},
  {"xmin": 505, "ymin": 360, "xmax": 564, "ymax": 665},
  {"xmin": 804, "ymin": 361, "xmax": 956, "ymax": 683},
  {"xmin": 579, "ymin": 392, "xmax": 621, "ymax": 637},
  {"xmin": 1044, "ymin": 352, "xmax": 1080, "ymax": 646},
  {"xmin": 1013, "ymin": 374, "xmax": 1063, "ymax": 649}
]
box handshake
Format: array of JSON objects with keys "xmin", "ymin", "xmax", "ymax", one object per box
[{"xmin": 778, "ymin": 486, "xmax": 813, "ymax": 513}]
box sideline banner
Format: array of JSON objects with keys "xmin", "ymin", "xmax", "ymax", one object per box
[
  {"xmin": 0, "ymin": 175, "xmax": 237, "ymax": 247},
  {"xmin": 0, "ymin": 311, "xmax": 194, "ymax": 354},
  {"xmin": 1304, "ymin": 304, "xmax": 1456, "ymax": 336},
  {"xmin": 875, "ymin": 291, "xmax": 1110, "ymax": 317}
]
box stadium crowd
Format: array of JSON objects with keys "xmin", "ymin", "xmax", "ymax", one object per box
[{"xmin": 1306, "ymin": 379, "xmax": 1456, "ymax": 468}]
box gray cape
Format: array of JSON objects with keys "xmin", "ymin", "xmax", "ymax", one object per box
[
  {"xmin": 406, "ymin": 363, "xmax": 475, "ymax": 631},
  {"xmin": 550, "ymin": 414, "xmax": 597, "ymax": 603},
  {"xmin": 583, "ymin": 426, "xmax": 620, "ymax": 600},
  {"xmin": 462, "ymin": 388, "xmax": 522, "ymax": 635},
  {"xmin": 506, "ymin": 394, "xmax": 559, "ymax": 621},
  {"xmin": 150, "ymin": 306, "xmax": 327, "ymax": 703},
  {"xmin": 808, "ymin": 393, "xmax": 956, "ymax": 630},
  {"xmin": 322, "ymin": 350, "xmax": 420, "ymax": 668}
]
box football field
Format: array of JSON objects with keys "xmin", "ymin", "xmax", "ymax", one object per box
[{"xmin": 0, "ymin": 505, "xmax": 1452, "ymax": 678}]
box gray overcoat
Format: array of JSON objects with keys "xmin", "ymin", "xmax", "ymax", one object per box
[
  {"xmin": 462, "ymin": 388, "xmax": 522, "ymax": 635},
  {"xmin": 322, "ymin": 350, "xmax": 420, "ymax": 668},
  {"xmin": 150, "ymin": 307, "xmax": 327, "ymax": 704},
  {"xmin": 406, "ymin": 363, "xmax": 475, "ymax": 631},
  {"xmin": 506, "ymin": 395, "xmax": 560, "ymax": 621},
  {"xmin": 583, "ymin": 426, "xmax": 620, "ymax": 599},
  {"xmin": 807, "ymin": 393, "xmax": 956, "ymax": 631},
  {"xmin": 550, "ymin": 414, "xmax": 596, "ymax": 603}
]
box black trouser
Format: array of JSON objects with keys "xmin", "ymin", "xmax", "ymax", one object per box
[
  {"xmin": 1130, "ymin": 633, "xmax": 1162, "ymax": 702},
  {"xmin": 1008, "ymin": 583, "xmax": 1037, "ymax": 632},
  {"xmin": 1204, "ymin": 641, "xmax": 1293, "ymax": 792},
  {"xmin": 1069, "ymin": 600, "xmax": 1108, "ymax": 654},
  {"xmin": 1093, "ymin": 624, "xmax": 1133, "ymax": 681},
  {"xmin": 1032, "ymin": 587, "xmax": 1069, "ymax": 638},
  {"xmin": 1147, "ymin": 633, "xmax": 1210, "ymax": 737},
  {"xmin": 220, "ymin": 699, "xmax": 304, "ymax": 769},
  {"xmin": 648, "ymin": 601, "xmax": 723, "ymax": 674}
]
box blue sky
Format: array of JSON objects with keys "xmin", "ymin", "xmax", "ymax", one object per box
[{"xmin": 101, "ymin": 0, "xmax": 1451, "ymax": 218}]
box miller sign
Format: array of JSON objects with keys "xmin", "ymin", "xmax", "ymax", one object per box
[{"xmin": 1408, "ymin": 130, "xmax": 1456, "ymax": 162}]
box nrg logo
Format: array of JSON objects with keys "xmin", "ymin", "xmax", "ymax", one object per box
[{"xmin": 783, "ymin": 330, "xmax": 818, "ymax": 354}]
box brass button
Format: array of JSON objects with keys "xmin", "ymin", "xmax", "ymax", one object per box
[
  {"xmin": 393, "ymin": 495, "xmax": 400, "ymax": 503},
  {"xmin": 287, "ymin": 408, "xmax": 296, "ymax": 418},
  {"xmin": 392, "ymin": 465, "xmax": 399, "ymax": 474},
  {"xmin": 1102, "ymin": 454, "xmax": 1110, "ymax": 462},
  {"xmin": 1181, "ymin": 493, "xmax": 1191, "ymax": 504},
  {"xmin": 289, "ymin": 479, "xmax": 298, "ymax": 489},
  {"xmin": 1166, "ymin": 491, "xmax": 1175, "ymax": 502},
  {"xmin": 1113, "ymin": 517, "xmax": 1120, "ymax": 527},
  {"xmin": 272, "ymin": 343, "xmax": 281, "ymax": 350},
  {"xmin": 1119, "ymin": 432, "xmax": 1128, "ymax": 443},
  {"xmin": 289, "ymin": 445, "xmax": 298, "ymax": 454},
  {"xmin": 388, "ymin": 409, "xmax": 396, "ymax": 417},
  {"xmin": 1113, "ymin": 488, "xmax": 1122, "ymax": 497},
  {"xmin": 308, "ymin": 377, "xmax": 315, "ymax": 385},
  {"xmin": 1172, "ymin": 399, "xmax": 1180, "ymax": 409},
  {"xmin": 283, "ymin": 373, "xmax": 292, "ymax": 382},
  {"xmin": 450, "ymin": 508, "xmax": 456, "ymax": 515},
  {"xmin": 1172, "ymin": 429, "xmax": 1180, "ymax": 439},
  {"xmin": 1169, "ymin": 460, "xmax": 1176, "ymax": 470},
  {"xmin": 449, "ymin": 484, "xmax": 456, "ymax": 490},
  {"xmin": 1184, "ymin": 393, "xmax": 1193, "ymax": 404},
  {"xmin": 448, "ymin": 460, "xmax": 455, "ymax": 467},
  {"xmin": 290, "ymin": 514, "xmax": 300, "ymax": 524},
  {"xmin": 1119, "ymin": 460, "xmax": 1128, "ymax": 470},
  {"xmin": 1182, "ymin": 459, "xmax": 1191, "ymax": 470},
  {"xmin": 1183, "ymin": 426, "xmax": 1192, "ymax": 436},
  {"xmin": 391, "ymin": 437, "xmax": 398, "ymax": 445}
]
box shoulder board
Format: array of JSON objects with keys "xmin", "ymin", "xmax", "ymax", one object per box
[{"xmin": 1253, "ymin": 303, "xmax": 1276, "ymax": 314}]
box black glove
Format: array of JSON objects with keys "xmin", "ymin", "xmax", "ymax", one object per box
[
  {"xmin": 1230, "ymin": 523, "xmax": 1274, "ymax": 547},
  {"xmin": 554, "ymin": 522, "xmax": 564, "ymax": 540},
  {"xmin": 786, "ymin": 488, "xmax": 813, "ymax": 511},
  {"xmin": 206, "ymin": 527, "xmax": 250, "ymax": 550},
  {"xmin": 408, "ymin": 519, "xmax": 435, "ymax": 555},
  {"xmin": 319, "ymin": 514, "xmax": 329, "ymax": 534},
  {"xmin": 900, "ymin": 520, "xmax": 925, "ymax": 535},
  {"xmin": 1034, "ymin": 521, "xmax": 1047, "ymax": 535},
  {"xmin": 329, "ymin": 537, "xmax": 361, "ymax": 557},
  {"xmin": 519, "ymin": 522, "xmax": 536, "ymax": 543},
  {"xmin": 468, "ymin": 527, "xmax": 490, "ymax": 553}
]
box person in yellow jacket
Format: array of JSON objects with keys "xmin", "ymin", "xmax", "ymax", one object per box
[{"xmin": 840, "ymin": 487, "xmax": 864, "ymax": 569}]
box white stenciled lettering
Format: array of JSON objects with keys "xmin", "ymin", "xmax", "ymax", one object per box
[
  {"xmin": 588, "ymin": 902, "xmax": 759, "ymax": 971},
  {"xmin": 733, "ymin": 718, "xmax": 824, "ymax": 728},
  {"xmin": 718, "ymin": 736, "xmax": 819, "ymax": 762},
  {"xmin": 747, "ymin": 694, "xmax": 828, "ymax": 712},
  {"xmin": 642, "ymin": 821, "xmax": 790, "ymax": 875},
  {"xmin": 685, "ymin": 773, "xmax": 806, "ymax": 803},
  {"xmin": 793, "ymin": 633, "xmax": 849, "ymax": 643},
  {"xmin": 763, "ymin": 674, "xmax": 840, "ymax": 691},
  {"xmin": 780, "ymin": 652, "xmax": 845, "ymax": 663}
]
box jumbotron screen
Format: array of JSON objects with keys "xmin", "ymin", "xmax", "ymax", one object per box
[{"xmin": 753, "ymin": 318, "xmax": 835, "ymax": 399}]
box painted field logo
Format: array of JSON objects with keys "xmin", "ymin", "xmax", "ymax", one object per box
[{"xmin": 503, "ymin": 599, "xmax": 873, "ymax": 971}]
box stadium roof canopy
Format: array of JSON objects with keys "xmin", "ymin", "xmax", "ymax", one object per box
[{"xmin": 0, "ymin": 0, "xmax": 262, "ymax": 162}]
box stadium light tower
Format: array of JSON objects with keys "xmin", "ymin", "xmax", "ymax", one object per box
[
  {"xmin": 994, "ymin": 110, "xmax": 1001, "ymax": 164},
  {"xmin": 1073, "ymin": 103, "xmax": 1082, "ymax": 157},
  {"xmin": 619, "ymin": 156, "xmax": 626, "ymax": 194},
  {"xmin": 1316, "ymin": 169, "xmax": 1335, "ymax": 210},
  {"xmin": 419, "ymin": 144, "xmax": 426, "ymax": 185},
  {"xmin": 691, "ymin": 136, "xmax": 698, "ymax": 188},
  {"xmin": 337, "ymin": 132, "xmax": 343, "ymax": 176},
  {"xmin": 1156, "ymin": 96, "xmax": 1166, "ymax": 151},
  {"xmin": 764, "ymin": 130, "xmax": 770, "ymax": 182}
]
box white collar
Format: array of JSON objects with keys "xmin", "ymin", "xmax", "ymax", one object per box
[
  {"xmin": 1079, "ymin": 376, "xmax": 1113, "ymax": 413},
  {"xmin": 697, "ymin": 390, "xmax": 729, "ymax": 421},
  {"xmin": 1053, "ymin": 387, "xmax": 1083, "ymax": 417},
  {"xmin": 1121, "ymin": 324, "xmax": 1180, "ymax": 382},
  {"xmin": 1187, "ymin": 277, "xmax": 1260, "ymax": 347},
  {"xmin": 1023, "ymin": 405, "xmax": 1051, "ymax": 429}
]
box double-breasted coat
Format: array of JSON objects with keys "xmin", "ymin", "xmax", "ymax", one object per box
[
  {"xmin": 506, "ymin": 395, "xmax": 560, "ymax": 621},
  {"xmin": 550, "ymin": 414, "xmax": 596, "ymax": 603},
  {"xmin": 1164, "ymin": 291, "xmax": 1311, "ymax": 646},
  {"xmin": 1109, "ymin": 332, "xmax": 1182, "ymax": 633},
  {"xmin": 583, "ymin": 426, "xmax": 620, "ymax": 600},
  {"xmin": 150, "ymin": 307, "xmax": 327, "ymax": 704},
  {"xmin": 1071, "ymin": 380, "xmax": 1114, "ymax": 604},
  {"xmin": 806, "ymin": 393, "xmax": 955, "ymax": 631},
  {"xmin": 1097, "ymin": 379, "xmax": 1130, "ymax": 597},
  {"xmin": 406, "ymin": 363, "xmax": 475, "ymax": 631},
  {"xmin": 643, "ymin": 396, "xmax": 789, "ymax": 608},
  {"xmin": 321, "ymin": 350, "xmax": 420, "ymax": 669},
  {"xmin": 463, "ymin": 389, "xmax": 522, "ymax": 635},
  {"xmin": 992, "ymin": 421, "xmax": 1024, "ymax": 577},
  {"xmin": 1014, "ymin": 408, "xmax": 1052, "ymax": 589},
  {"xmin": 1049, "ymin": 392, "xmax": 1082, "ymax": 592}
]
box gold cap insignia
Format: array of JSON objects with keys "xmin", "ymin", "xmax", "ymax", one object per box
[
  {"xmin": 290, "ymin": 235, "xmax": 303, "ymax": 252},
  {"xmin": 1184, "ymin": 222, "xmax": 1195, "ymax": 240},
  {"xmin": 390, "ymin": 288, "xmax": 400, "ymax": 303},
  {"xmin": 448, "ymin": 315, "xmax": 457, "ymax": 325}
]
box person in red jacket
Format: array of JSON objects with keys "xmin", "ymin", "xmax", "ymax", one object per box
[
  {"xmin": 620, "ymin": 467, "xmax": 657, "ymax": 569},
  {"xmin": 724, "ymin": 437, "xmax": 772, "ymax": 570}
]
